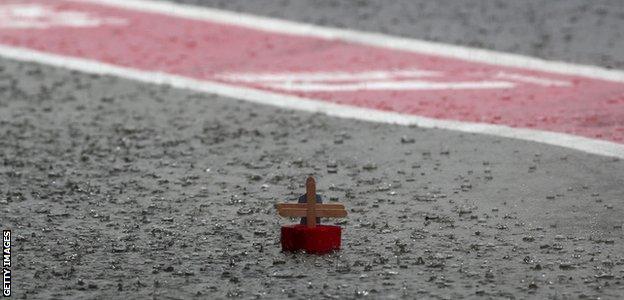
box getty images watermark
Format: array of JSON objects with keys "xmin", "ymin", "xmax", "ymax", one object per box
[{"xmin": 3, "ymin": 230, "xmax": 10, "ymax": 297}]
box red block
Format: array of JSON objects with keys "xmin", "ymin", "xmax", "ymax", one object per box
[{"xmin": 281, "ymin": 224, "xmax": 342, "ymax": 254}]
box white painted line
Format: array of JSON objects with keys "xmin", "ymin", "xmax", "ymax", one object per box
[
  {"xmin": 75, "ymin": 0, "xmax": 624, "ymax": 83},
  {"xmin": 218, "ymin": 69, "xmax": 576, "ymax": 92},
  {"xmin": 0, "ymin": 44, "xmax": 622, "ymax": 159},
  {"xmin": 495, "ymin": 72, "xmax": 571, "ymax": 87},
  {"xmin": 216, "ymin": 69, "xmax": 440, "ymax": 83},
  {"xmin": 265, "ymin": 80, "xmax": 515, "ymax": 92},
  {"xmin": 0, "ymin": 3, "xmax": 127, "ymax": 29}
]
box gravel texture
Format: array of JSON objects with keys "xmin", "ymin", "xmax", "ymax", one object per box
[
  {"xmin": 1, "ymin": 0, "xmax": 624, "ymax": 299},
  {"xmin": 1, "ymin": 59, "xmax": 623, "ymax": 299}
]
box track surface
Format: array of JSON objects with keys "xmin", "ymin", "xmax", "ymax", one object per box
[
  {"xmin": 1, "ymin": 0, "xmax": 623, "ymax": 299},
  {"xmin": 2, "ymin": 0, "xmax": 622, "ymax": 156},
  {"xmin": 175, "ymin": 0, "xmax": 624, "ymax": 70}
]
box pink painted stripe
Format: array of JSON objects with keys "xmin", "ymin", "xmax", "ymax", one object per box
[{"xmin": 1, "ymin": 0, "xmax": 623, "ymax": 143}]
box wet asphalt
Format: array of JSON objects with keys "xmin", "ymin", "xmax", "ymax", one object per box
[
  {"xmin": 1, "ymin": 0, "xmax": 624, "ymax": 299},
  {"xmin": 174, "ymin": 0, "xmax": 624, "ymax": 70}
]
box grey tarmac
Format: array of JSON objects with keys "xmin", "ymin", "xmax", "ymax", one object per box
[
  {"xmin": 1, "ymin": 0, "xmax": 624, "ymax": 299},
  {"xmin": 174, "ymin": 0, "xmax": 624, "ymax": 70}
]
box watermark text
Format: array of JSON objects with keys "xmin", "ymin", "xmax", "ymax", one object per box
[{"xmin": 3, "ymin": 230, "xmax": 10, "ymax": 297}]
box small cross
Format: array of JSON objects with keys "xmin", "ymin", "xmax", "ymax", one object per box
[{"xmin": 276, "ymin": 176, "xmax": 347, "ymax": 228}]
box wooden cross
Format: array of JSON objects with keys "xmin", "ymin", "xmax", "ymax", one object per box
[{"xmin": 276, "ymin": 176, "xmax": 347, "ymax": 228}]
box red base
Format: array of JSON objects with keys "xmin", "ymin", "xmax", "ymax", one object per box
[{"xmin": 281, "ymin": 224, "xmax": 342, "ymax": 254}]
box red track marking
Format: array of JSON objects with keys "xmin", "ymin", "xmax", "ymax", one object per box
[{"xmin": 1, "ymin": 1, "xmax": 623, "ymax": 143}]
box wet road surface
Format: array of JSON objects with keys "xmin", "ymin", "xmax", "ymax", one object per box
[
  {"xmin": 1, "ymin": 0, "xmax": 624, "ymax": 299},
  {"xmin": 174, "ymin": 0, "xmax": 624, "ymax": 70}
]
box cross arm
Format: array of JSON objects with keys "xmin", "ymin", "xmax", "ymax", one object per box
[
  {"xmin": 277, "ymin": 205, "xmax": 348, "ymax": 218},
  {"xmin": 276, "ymin": 203, "xmax": 345, "ymax": 210}
]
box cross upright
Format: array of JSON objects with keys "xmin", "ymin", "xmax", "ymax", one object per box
[{"xmin": 276, "ymin": 177, "xmax": 347, "ymax": 228}]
